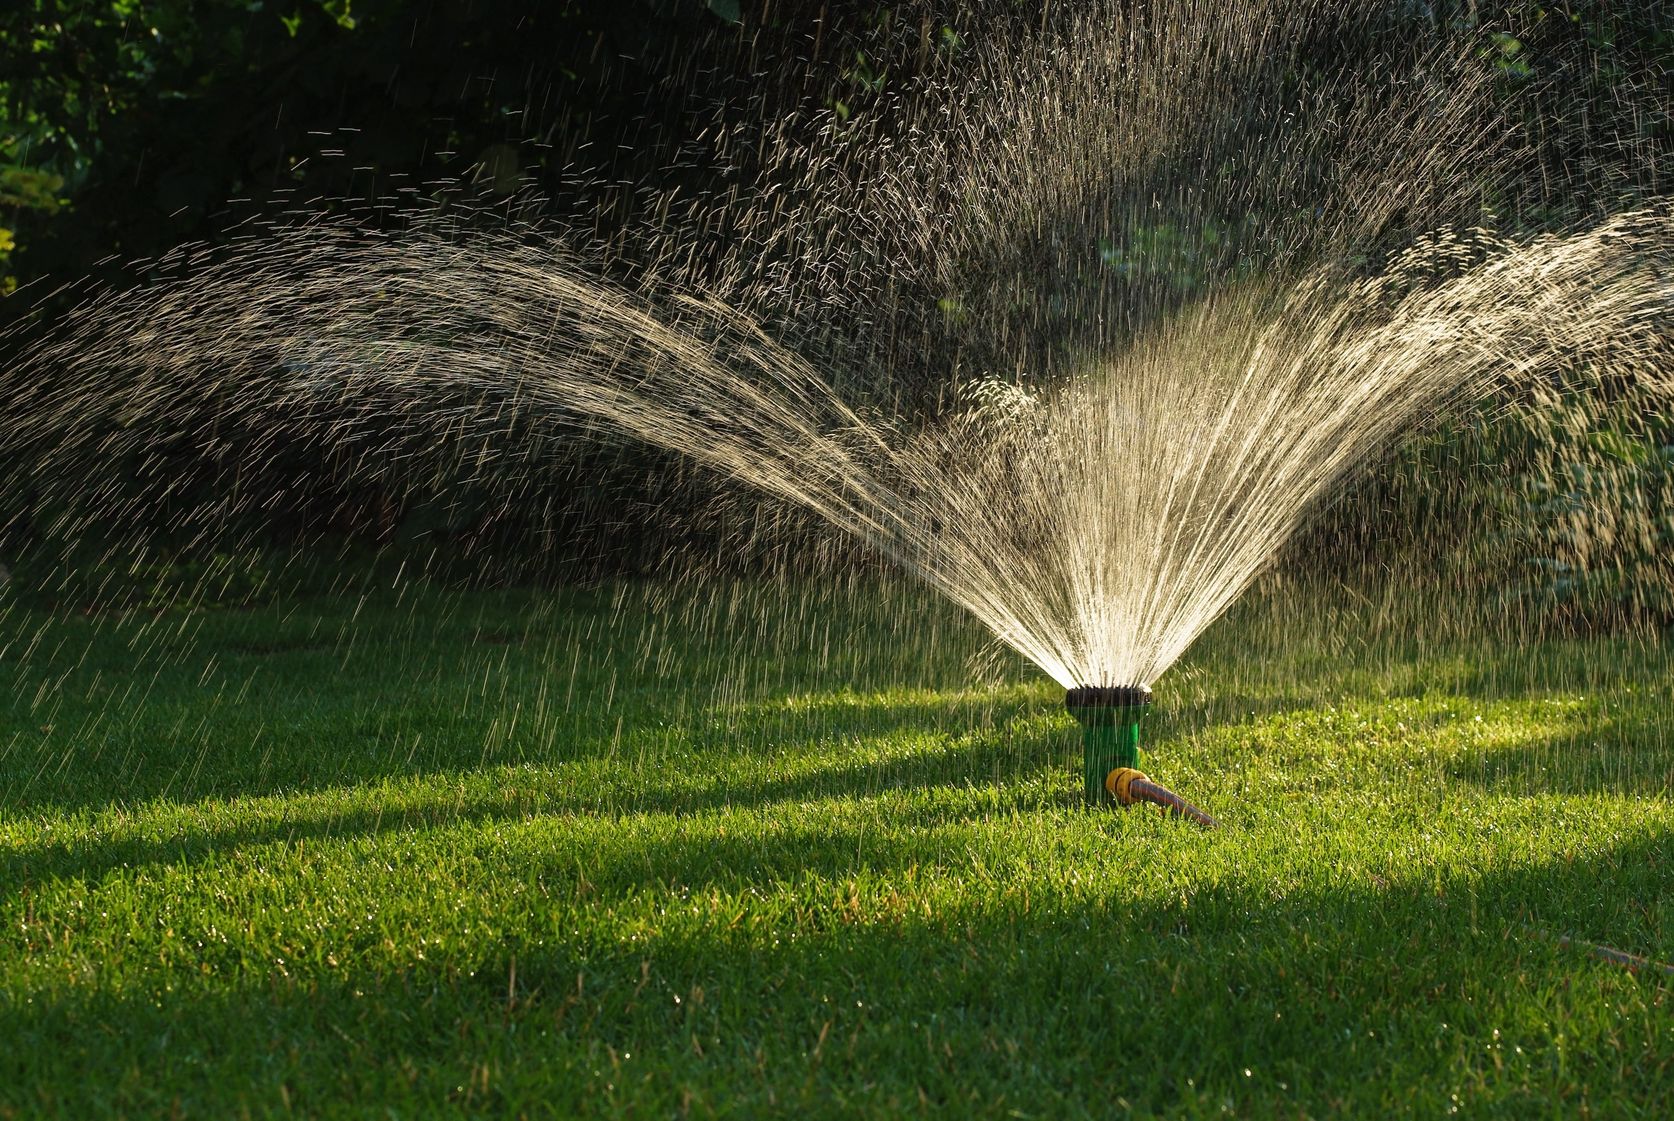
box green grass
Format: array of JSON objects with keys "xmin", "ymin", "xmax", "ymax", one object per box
[{"xmin": 2, "ymin": 574, "xmax": 1671, "ymax": 1118}]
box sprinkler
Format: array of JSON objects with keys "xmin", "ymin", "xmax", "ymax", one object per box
[{"xmin": 1064, "ymin": 685, "xmax": 1218, "ymax": 828}]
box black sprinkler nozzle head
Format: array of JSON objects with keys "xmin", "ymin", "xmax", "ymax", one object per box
[{"xmin": 1065, "ymin": 684, "xmax": 1153, "ymax": 712}]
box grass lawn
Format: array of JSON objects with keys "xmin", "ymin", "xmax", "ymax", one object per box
[{"xmin": 1, "ymin": 572, "xmax": 1671, "ymax": 1117}]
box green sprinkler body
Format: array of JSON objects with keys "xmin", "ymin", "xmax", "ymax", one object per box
[
  {"xmin": 1065, "ymin": 684, "xmax": 1219, "ymax": 828},
  {"xmin": 1064, "ymin": 684, "xmax": 1152, "ymax": 805}
]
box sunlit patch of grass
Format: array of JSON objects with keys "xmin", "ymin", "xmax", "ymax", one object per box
[{"xmin": 2, "ymin": 576, "xmax": 1671, "ymax": 1117}]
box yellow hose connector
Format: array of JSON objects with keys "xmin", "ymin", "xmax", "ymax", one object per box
[
  {"xmin": 1105, "ymin": 766, "xmax": 1220, "ymax": 829},
  {"xmin": 1105, "ymin": 766, "xmax": 1148, "ymax": 805}
]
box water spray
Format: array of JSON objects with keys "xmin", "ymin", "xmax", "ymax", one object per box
[
  {"xmin": 1064, "ymin": 686, "xmax": 1218, "ymax": 828},
  {"xmin": 0, "ymin": 3, "xmax": 1664, "ymax": 842}
]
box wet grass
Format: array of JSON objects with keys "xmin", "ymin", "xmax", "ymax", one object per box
[{"xmin": 1, "ymin": 574, "xmax": 1671, "ymax": 1118}]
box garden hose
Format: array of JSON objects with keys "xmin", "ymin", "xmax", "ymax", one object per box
[{"xmin": 1105, "ymin": 766, "xmax": 1220, "ymax": 829}]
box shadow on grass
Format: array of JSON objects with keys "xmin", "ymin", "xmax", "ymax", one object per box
[
  {"xmin": 6, "ymin": 718, "xmax": 1066, "ymax": 890},
  {"xmin": 0, "ymin": 669, "xmax": 1032, "ymax": 812},
  {"xmin": 8, "ymin": 829, "xmax": 1670, "ymax": 1117},
  {"xmin": 0, "ymin": 589, "xmax": 1005, "ymax": 818}
]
